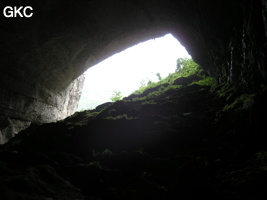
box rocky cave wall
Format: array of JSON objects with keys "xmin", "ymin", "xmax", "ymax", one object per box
[
  {"xmin": 0, "ymin": 0, "xmax": 267, "ymax": 143},
  {"xmin": 0, "ymin": 75, "xmax": 85, "ymax": 144}
]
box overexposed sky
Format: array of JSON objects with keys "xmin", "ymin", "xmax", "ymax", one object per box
[{"xmin": 78, "ymin": 33, "xmax": 191, "ymax": 110}]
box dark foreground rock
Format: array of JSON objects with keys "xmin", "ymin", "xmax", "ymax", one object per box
[{"xmin": 1, "ymin": 77, "xmax": 267, "ymax": 200}]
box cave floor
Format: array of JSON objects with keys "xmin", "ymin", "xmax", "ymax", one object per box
[{"xmin": 1, "ymin": 75, "xmax": 267, "ymax": 200}]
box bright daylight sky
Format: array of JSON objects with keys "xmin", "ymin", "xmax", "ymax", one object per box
[{"xmin": 77, "ymin": 33, "xmax": 191, "ymax": 110}]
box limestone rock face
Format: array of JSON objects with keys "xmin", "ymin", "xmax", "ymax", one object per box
[
  {"xmin": 0, "ymin": 117, "xmax": 31, "ymax": 144},
  {"xmin": 0, "ymin": 75, "xmax": 84, "ymax": 144},
  {"xmin": 60, "ymin": 74, "xmax": 85, "ymax": 120}
]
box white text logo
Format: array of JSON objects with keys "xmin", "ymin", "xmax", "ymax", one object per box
[{"xmin": 3, "ymin": 6, "xmax": 33, "ymax": 18}]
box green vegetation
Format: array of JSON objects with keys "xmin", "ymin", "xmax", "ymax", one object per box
[
  {"xmin": 104, "ymin": 114, "xmax": 136, "ymax": 120},
  {"xmin": 66, "ymin": 57, "xmax": 220, "ymax": 126},
  {"xmin": 222, "ymin": 93, "xmax": 255, "ymax": 112},
  {"xmin": 216, "ymin": 83, "xmax": 235, "ymax": 98},
  {"xmin": 162, "ymin": 58, "xmax": 202, "ymax": 83},
  {"xmin": 175, "ymin": 57, "xmax": 200, "ymax": 74},
  {"xmin": 85, "ymin": 110, "xmax": 101, "ymax": 118},
  {"xmin": 141, "ymin": 100, "xmax": 156, "ymax": 105},
  {"xmin": 132, "ymin": 84, "xmax": 182, "ymax": 102},
  {"xmin": 130, "ymin": 58, "xmax": 206, "ymax": 101},
  {"xmin": 77, "ymin": 57, "xmax": 219, "ymax": 119},
  {"xmin": 110, "ymin": 90, "xmax": 123, "ymax": 102},
  {"xmin": 190, "ymin": 77, "xmax": 215, "ymax": 86},
  {"xmin": 76, "ymin": 62, "xmax": 211, "ymax": 120},
  {"xmin": 213, "ymin": 81, "xmax": 257, "ymax": 114},
  {"xmin": 156, "ymin": 72, "xmax": 162, "ymax": 81},
  {"xmin": 78, "ymin": 57, "xmax": 205, "ymax": 111}
]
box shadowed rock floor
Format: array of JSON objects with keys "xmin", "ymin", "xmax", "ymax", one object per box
[{"xmin": 1, "ymin": 75, "xmax": 267, "ymax": 200}]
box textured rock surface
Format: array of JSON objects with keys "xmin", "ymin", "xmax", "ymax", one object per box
[
  {"xmin": 0, "ymin": 75, "xmax": 84, "ymax": 144},
  {"xmin": 2, "ymin": 72, "xmax": 267, "ymax": 199},
  {"xmin": 0, "ymin": 0, "xmax": 266, "ymax": 139},
  {"xmin": 0, "ymin": 73, "xmax": 84, "ymax": 123},
  {"xmin": 58, "ymin": 74, "xmax": 85, "ymax": 121},
  {"xmin": 0, "ymin": 117, "xmax": 31, "ymax": 144}
]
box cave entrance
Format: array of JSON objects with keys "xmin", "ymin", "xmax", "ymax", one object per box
[{"xmin": 77, "ymin": 34, "xmax": 190, "ymax": 111}]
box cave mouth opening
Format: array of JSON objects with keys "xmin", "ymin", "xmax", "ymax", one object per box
[{"xmin": 77, "ymin": 33, "xmax": 191, "ymax": 111}]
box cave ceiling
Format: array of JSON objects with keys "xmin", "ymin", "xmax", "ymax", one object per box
[{"xmin": 0, "ymin": 0, "xmax": 266, "ymax": 124}]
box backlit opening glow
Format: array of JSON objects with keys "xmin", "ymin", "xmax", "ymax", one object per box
[{"xmin": 77, "ymin": 34, "xmax": 190, "ymax": 111}]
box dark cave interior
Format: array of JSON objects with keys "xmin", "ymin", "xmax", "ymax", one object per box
[{"xmin": 0, "ymin": 0, "xmax": 267, "ymax": 199}]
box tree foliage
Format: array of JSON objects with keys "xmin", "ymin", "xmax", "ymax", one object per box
[
  {"xmin": 133, "ymin": 58, "xmax": 202, "ymax": 96},
  {"xmin": 110, "ymin": 90, "xmax": 123, "ymax": 102},
  {"xmin": 176, "ymin": 57, "xmax": 199, "ymax": 73},
  {"xmin": 156, "ymin": 73, "xmax": 162, "ymax": 81}
]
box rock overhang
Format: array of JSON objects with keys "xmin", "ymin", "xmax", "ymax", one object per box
[{"xmin": 0, "ymin": 0, "xmax": 266, "ymax": 142}]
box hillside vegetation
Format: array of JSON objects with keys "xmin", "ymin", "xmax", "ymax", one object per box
[{"xmin": 1, "ymin": 58, "xmax": 267, "ymax": 200}]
